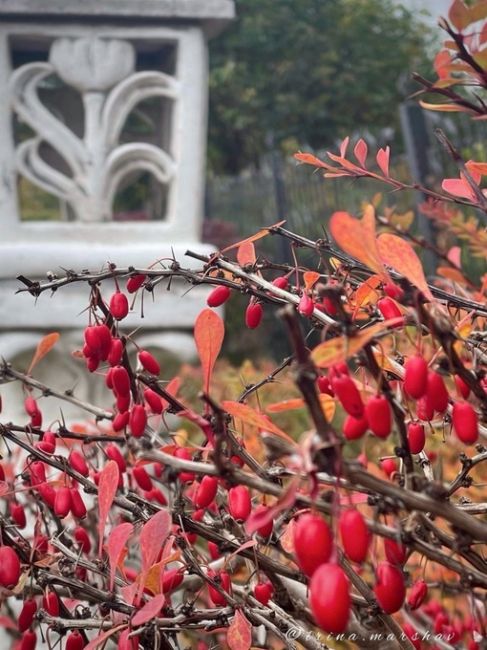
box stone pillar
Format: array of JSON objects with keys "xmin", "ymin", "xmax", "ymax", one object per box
[{"xmin": 0, "ymin": 0, "xmax": 235, "ymax": 423}]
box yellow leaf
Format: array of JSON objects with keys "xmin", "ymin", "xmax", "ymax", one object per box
[
  {"xmin": 266, "ymin": 394, "xmax": 335, "ymax": 420},
  {"xmin": 222, "ymin": 401, "xmax": 296, "ymax": 446}
]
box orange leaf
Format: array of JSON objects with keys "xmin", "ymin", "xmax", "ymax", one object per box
[
  {"xmin": 266, "ymin": 394, "xmax": 335, "ymax": 420},
  {"xmin": 352, "ymin": 275, "xmax": 382, "ymax": 317},
  {"xmin": 377, "ymin": 233, "xmax": 434, "ymax": 301},
  {"xmin": 160, "ymin": 376, "xmax": 181, "ymax": 411},
  {"xmin": 311, "ymin": 319, "xmax": 401, "ymax": 368},
  {"xmin": 303, "ymin": 271, "xmax": 320, "ymax": 291},
  {"xmin": 329, "ymin": 209, "xmax": 388, "ymax": 279},
  {"xmin": 294, "ymin": 152, "xmax": 331, "ymax": 169},
  {"xmin": 376, "ymin": 146, "xmax": 390, "ymax": 177},
  {"xmin": 437, "ymin": 267, "xmax": 469, "ymax": 285},
  {"xmin": 419, "ymin": 100, "xmax": 469, "ymax": 113},
  {"xmin": 222, "ymin": 401, "xmax": 296, "ymax": 446},
  {"xmin": 195, "ymin": 309, "xmax": 224, "ymax": 394},
  {"xmin": 28, "ymin": 332, "xmax": 60, "ymax": 374},
  {"xmin": 97, "ymin": 461, "xmax": 119, "ymax": 557},
  {"xmin": 221, "ymin": 220, "xmax": 286, "ymax": 254},
  {"xmin": 227, "ymin": 609, "xmax": 252, "ymax": 650},
  {"xmin": 237, "ymin": 241, "xmax": 256, "ymax": 267},
  {"xmin": 449, "ymin": 0, "xmax": 471, "ymax": 30}
]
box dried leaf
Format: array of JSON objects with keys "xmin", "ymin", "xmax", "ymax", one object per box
[
  {"xmin": 237, "ymin": 241, "xmax": 257, "ymax": 267},
  {"xmin": 329, "ymin": 209, "xmax": 388, "ymax": 279},
  {"xmin": 311, "ymin": 319, "xmax": 401, "ymax": 368},
  {"xmin": 97, "ymin": 460, "xmax": 120, "ymax": 557},
  {"xmin": 132, "ymin": 594, "xmax": 165, "ymax": 626},
  {"xmin": 28, "ymin": 332, "xmax": 60, "ymax": 374},
  {"xmin": 221, "ymin": 220, "xmax": 286, "ymax": 255},
  {"xmin": 195, "ymin": 309, "xmax": 224, "ymax": 394},
  {"xmin": 227, "ymin": 609, "xmax": 252, "ymax": 650},
  {"xmin": 107, "ymin": 522, "xmax": 133, "ymax": 590},
  {"xmin": 222, "ymin": 401, "xmax": 296, "ymax": 446},
  {"xmin": 377, "ymin": 233, "xmax": 434, "ymax": 301}
]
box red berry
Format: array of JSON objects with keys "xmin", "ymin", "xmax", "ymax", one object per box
[
  {"xmin": 112, "ymin": 411, "xmax": 130, "ymax": 432},
  {"xmin": 384, "ymin": 538, "xmax": 407, "ymax": 565},
  {"xmin": 245, "ymin": 301, "xmax": 263, "ymax": 329},
  {"xmin": 272, "ymin": 276, "xmax": 289, "ymax": 290},
  {"xmin": 19, "ymin": 630, "xmax": 37, "ymax": 650},
  {"xmin": 24, "ymin": 395, "xmax": 40, "ymax": 418},
  {"xmin": 343, "ymin": 414, "xmax": 368, "ymax": 440},
  {"xmin": 29, "ymin": 460, "xmax": 46, "ymax": 486},
  {"xmin": 95, "ymin": 324, "xmax": 112, "ymax": 361},
  {"xmin": 10, "ymin": 502, "xmax": 26, "ymax": 528},
  {"xmin": 339, "ymin": 509, "xmax": 369, "ymax": 563},
  {"xmin": 452, "ymin": 402, "xmax": 478, "ymax": 444},
  {"xmin": 18, "ymin": 597, "xmax": 37, "ymax": 632},
  {"xmin": 74, "ymin": 526, "xmax": 91, "ymax": 554},
  {"xmin": 426, "ymin": 371, "xmax": 449, "ymax": 413},
  {"xmin": 380, "ymin": 458, "xmax": 397, "ymax": 478},
  {"xmin": 38, "ymin": 431, "xmax": 56, "ymax": 454},
  {"xmin": 207, "ymin": 285, "xmax": 231, "ymax": 308},
  {"xmin": 294, "ymin": 513, "xmax": 333, "ymax": 577},
  {"xmin": 138, "ymin": 350, "xmax": 160, "ymax": 375},
  {"xmin": 365, "ymin": 395, "xmax": 391, "ymax": 438},
  {"xmin": 208, "ymin": 570, "xmax": 231, "ymax": 606},
  {"xmin": 162, "ymin": 568, "xmax": 184, "ymax": 594},
  {"xmin": 194, "ymin": 475, "xmax": 219, "ymax": 509},
  {"xmin": 228, "ymin": 485, "xmax": 252, "ymax": 522},
  {"xmin": 126, "ymin": 274, "xmax": 146, "ymax": 293},
  {"xmin": 54, "ymin": 487, "xmax": 72, "ymax": 518},
  {"xmin": 298, "ymin": 292, "xmax": 314, "ymax": 317},
  {"xmin": 407, "ymin": 580, "xmax": 428, "ymax": 610},
  {"xmin": 109, "ymin": 291, "xmax": 129, "ymax": 320},
  {"xmin": 43, "ymin": 590, "xmax": 60, "ymax": 616},
  {"xmin": 129, "ymin": 405, "xmax": 147, "ymax": 438},
  {"xmin": 404, "ymin": 355, "xmax": 428, "ymax": 399},
  {"xmin": 317, "ymin": 376, "xmax": 334, "ymax": 396},
  {"xmin": 374, "ymin": 562, "xmax": 405, "ymax": 614},
  {"xmin": 0, "ymin": 546, "xmax": 21, "ymax": 588},
  {"xmin": 66, "ymin": 630, "xmax": 85, "ymax": 650},
  {"xmin": 383, "ymin": 282, "xmax": 404, "ymax": 301},
  {"xmin": 253, "ymin": 504, "xmax": 273, "ymax": 538},
  {"xmin": 70, "ymin": 489, "xmax": 87, "ymax": 519},
  {"xmin": 416, "ymin": 394, "xmax": 434, "ymax": 421},
  {"xmin": 377, "ymin": 296, "xmax": 403, "ymax": 322},
  {"xmin": 309, "ymin": 564, "xmax": 350, "ymax": 634},
  {"xmin": 174, "ymin": 447, "xmax": 195, "ymax": 483},
  {"xmin": 144, "ymin": 388, "xmax": 163, "ymax": 414},
  {"xmin": 407, "ymin": 422, "xmax": 425, "ymax": 454},
  {"xmin": 332, "ymin": 375, "xmax": 364, "ymax": 418},
  {"xmin": 112, "ymin": 366, "xmax": 131, "ymax": 397},
  {"xmin": 455, "ymin": 374, "xmax": 471, "ymax": 399},
  {"xmin": 144, "ymin": 488, "xmax": 167, "ymax": 506},
  {"xmin": 108, "ymin": 338, "xmax": 124, "ymax": 367},
  {"xmin": 254, "ymin": 582, "xmax": 273, "ymax": 605},
  {"xmin": 106, "ymin": 444, "xmax": 126, "ymax": 473},
  {"xmin": 208, "ymin": 541, "xmax": 220, "ymax": 560},
  {"xmin": 37, "ymin": 483, "xmax": 56, "ymax": 509},
  {"xmin": 69, "ymin": 450, "xmax": 89, "ymax": 477},
  {"xmin": 133, "ymin": 466, "xmax": 153, "ymax": 491}
]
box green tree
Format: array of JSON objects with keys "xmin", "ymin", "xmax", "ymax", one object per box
[{"xmin": 208, "ymin": 0, "xmax": 430, "ymax": 173}]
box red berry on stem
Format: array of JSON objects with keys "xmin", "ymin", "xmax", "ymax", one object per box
[
  {"xmin": 106, "ymin": 444, "xmax": 126, "ymax": 473},
  {"xmin": 112, "ymin": 366, "xmax": 131, "ymax": 397},
  {"xmin": 109, "ymin": 291, "xmax": 129, "ymax": 320},
  {"xmin": 272, "ymin": 276, "xmax": 289, "ymax": 290},
  {"xmin": 384, "ymin": 538, "xmax": 407, "ymax": 565},
  {"xmin": 416, "ymin": 394, "xmax": 434, "ymax": 422},
  {"xmin": 129, "ymin": 405, "xmax": 147, "ymax": 438},
  {"xmin": 208, "ymin": 570, "xmax": 232, "ymax": 606},
  {"xmin": 293, "ymin": 513, "xmax": 333, "ymax": 577},
  {"xmin": 19, "ymin": 630, "xmax": 37, "ymax": 650},
  {"xmin": 54, "ymin": 487, "xmax": 72, "ymax": 519},
  {"xmin": 407, "ymin": 580, "xmax": 428, "ymax": 610},
  {"xmin": 253, "ymin": 504, "xmax": 273, "ymax": 538},
  {"xmin": 18, "ymin": 597, "xmax": 37, "ymax": 632},
  {"xmin": 108, "ymin": 338, "xmax": 124, "ymax": 366},
  {"xmin": 374, "ymin": 562, "xmax": 405, "ymax": 614},
  {"xmin": 228, "ymin": 485, "xmax": 252, "ymax": 522},
  {"xmin": 404, "ymin": 355, "xmax": 428, "ymax": 399},
  {"xmin": 43, "ymin": 590, "xmax": 60, "ymax": 616},
  {"xmin": 113, "ymin": 411, "xmax": 130, "ymax": 432},
  {"xmin": 332, "ymin": 375, "xmax": 364, "ymax": 418},
  {"xmin": 74, "ymin": 526, "xmax": 91, "ymax": 554},
  {"xmin": 144, "ymin": 388, "xmax": 163, "ymax": 414},
  {"xmin": 10, "ymin": 502, "xmax": 27, "ymax": 528},
  {"xmin": 162, "ymin": 568, "xmax": 184, "ymax": 594},
  {"xmin": 254, "ymin": 581, "xmax": 274, "ymax": 605},
  {"xmin": 380, "ymin": 458, "xmax": 397, "ymax": 478},
  {"xmin": 0, "ymin": 546, "xmax": 21, "ymax": 588},
  {"xmin": 69, "ymin": 450, "xmax": 89, "ymax": 477},
  {"xmin": 426, "ymin": 371, "xmax": 449, "ymax": 413},
  {"xmin": 194, "ymin": 475, "xmax": 219, "ymax": 509},
  {"xmin": 133, "ymin": 466, "xmax": 153, "ymax": 491},
  {"xmin": 245, "ymin": 301, "xmax": 263, "ymax": 329},
  {"xmin": 66, "ymin": 630, "xmax": 85, "ymax": 650},
  {"xmin": 452, "ymin": 401, "xmax": 478, "ymax": 444},
  {"xmin": 298, "ymin": 292, "xmax": 314, "ymax": 317},
  {"xmin": 339, "ymin": 509, "xmax": 369, "ymax": 563},
  {"xmin": 343, "ymin": 414, "xmax": 368, "ymax": 440},
  {"xmin": 174, "ymin": 447, "xmax": 195, "ymax": 483},
  {"xmin": 207, "ymin": 285, "xmax": 231, "ymax": 308},
  {"xmin": 317, "ymin": 375, "xmax": 334, "ymax": 396},
  {"xmin": 70, "ymin": 488, "xmax": 87, "ymax": 519},
  {"xmin": 455, "ymin": 374, "xmax": 471, "ymax": 399},
  {"xmin": 126, "ymin": 274, "xmax": 146, "ymax": 293},
  {"xmin": 309, "ymin": 564, "xmax": 350, "ymax": 634},
  {"xmin": 407, "ymin": 422, "xmax": 425, "ymax": 454},
  {"xmin": 365, "ymin": 395, "xmax": 391, "ymax": 438},
  {"xmin": 138, "ymin": 350, "xmax": 160, "ymax": 375},
  {"xmin": 377, "ymin": 297, "xmax": 403, "ymax": 322}
]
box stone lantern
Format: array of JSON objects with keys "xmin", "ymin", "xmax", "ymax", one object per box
[{"xmin": 0, "ymin": 0, "xmax": 234, "ymax": 419}]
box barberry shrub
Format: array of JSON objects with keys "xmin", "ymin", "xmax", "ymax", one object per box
[{"xmin": 1, "ymin": 2, "xmax": 487, "ymax": 649}]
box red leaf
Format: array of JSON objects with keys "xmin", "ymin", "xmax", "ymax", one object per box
[
  {"xmin": 377, "ymin": 234, "xmax": 434, "ymax": 301},
  {"xmin": 246, "ymin": 478, "xmax": 299, "ymax": 535},
  {"xmin": 97, "ymin": 460, "xmax": 120, "ymax": 557},
  {"xmin": 160, "ymin": 376, "xmax": 181, "ymax": 411},
  {"xmin": 353, "ymin": 139, "xmax": 368, "ymax": 167},
  {"xmin": 339, "ymin": 136, "xmax": 350, "ymax": 158},
  {"xmin": 138, "ymin": 509, "xmax": 171, "ymax": 600},
  {"xmin": 28, "ymin": 332, "xmax": 60, "ymax": 374},
  {"xmin": 294, "ymin": 152, "xmax": 332, "ymax": 169},
  {"xmin": 227, "ymin": 609, "xmax": 252, "ymax": 650},
  {"xmin": 376, "ymin": 146, "xmax": 390, "ymax": 177},
  {"xmin": 195, "ymin": 309, "xmax": 224, "ymax": 394},
  {"xmin": 222, "ymin": 400, "xmax": 296, "ymax": 446},
  {"xmin": 132, "ymin": 594, "xmax": 165, "ymax": 626},
  {"xmin": 84, "ymin": 626, "xmax": 126, "ymax": 650},
  {"xmin": 107, "ymin": 522, "xmax": 133, "ymax": 590},
  {"xmin": 442, "ymin": 177, "xmax": 475, "ymax": 199},
  {"xmin": 237, "ymin": 241, "xmax": 257, "ymax": 267}
]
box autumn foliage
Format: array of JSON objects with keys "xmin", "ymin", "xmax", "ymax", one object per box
[{"xmin": 2, "ymin": 2, "xmax": 487, "ymax": 649}]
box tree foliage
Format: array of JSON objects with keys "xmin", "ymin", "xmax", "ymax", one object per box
[{"xmin": 208, "ymin": 0, "xmax": 430, "ymax": 173}]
